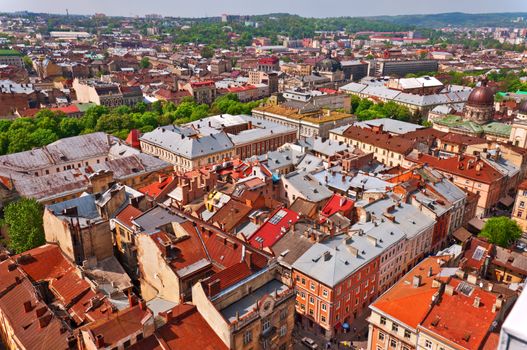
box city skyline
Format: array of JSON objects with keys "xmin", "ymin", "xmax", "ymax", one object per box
[{"xmin": 1, "ymin": 0, "xmax": 526, "ymax": 18}]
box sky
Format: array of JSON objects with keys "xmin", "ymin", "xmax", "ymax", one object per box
[{"xmin": 1, "ymin": 0, "xmax": 526, "ymax": 18}]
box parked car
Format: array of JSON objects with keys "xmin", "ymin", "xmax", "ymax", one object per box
[{"xmin": 302, "ymin": 337, "xmax": 319, "ymax": 349}]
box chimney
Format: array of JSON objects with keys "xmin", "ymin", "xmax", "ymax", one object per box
[
  {"xmin": 412, "ymin": 275, "xmax": 422, "ymax": 288},
  {"xmin": 245, "ymin": 250, "xmax": 254, "ymax": 269},
  {"xmin": 38, "ymin": 314, "xmax": 52, "ymax": 329},
  {"xmin": 445, "ymin": 284, "xmax": 455, "ymax": 296},
  {"xmin": 427, "ymin": 266, "xmax": 433, "ymax": 277},
  {"xmin": 95, "ymin": 334, "xmax": 105, "ymax": 348},
  {"xmin": 207, "ymin": 279, "xmax": 221, "ymax": 297},
  {"xmin": 367, "ymin": 235, "xmax": 377, "ymax": 246},
  {"xmin": 128, "ymin": 293, "xmax": 138, "ymax": 307},
  {"xmin": 35, "ymin": 306, "xmax": 47, "ymax": 318},
  {"xmin": 473, "ymin": 296, "xmax": 481, "ymax": 308},
  {"xmin": 323, "ymin": 251, "xmax": 332, "ymax": 261},
  {"xmin": 23, "ymin": 300, "xmax": 32, "ymax": 313},
  {"xmin": 139, "ymin": 299, "xmax": 147, "ymax": 311}
]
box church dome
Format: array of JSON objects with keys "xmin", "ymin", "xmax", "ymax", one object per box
[
  {"xmin": 316, "ymin": 57, "xmax": 342, "ymax": 73},
  {"xmin": 467, "ymin": 83, "xmax": 495, "ymax": 107}
]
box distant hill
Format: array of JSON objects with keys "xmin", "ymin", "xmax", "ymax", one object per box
[{"xmin": 371, "ymin": 12, "xmax": 527, "ymax": 28}]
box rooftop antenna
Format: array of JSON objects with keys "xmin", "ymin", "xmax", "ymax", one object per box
[{"xmin": 66, "ymin": 9, "xmax": 69, "ymax": 18}]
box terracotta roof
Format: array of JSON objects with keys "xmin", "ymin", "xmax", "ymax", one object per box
[
  {"xmin": 138, "ymin": 175, "xmax": 175, "ymax": 199},
  {"xmin": 131, "ymin": 304, "xmax": 228, "ymax": 350},
  {"xmin": 203, "ymin": 262, "xmax": 252, "ymax": 297},
  {"xmin": 0, "ymin": 257, "xmax": 72, "ymax": 350},
  {"xmin": 162, "ymin": 225, "xmax": 209, "ymax": 273},
  {"xmin": 371, "ymin": 256, "xmax": 451, "ymax": 329},
  {"xmin": 439, "ymin": 132, "xmax": 486, "ymax": 146},
  {"xmin": 461, "ymin": 238, "xmax": 492, "ymax": 272},
  {"xmin": 116, "ymin": 204, "xmax": 144, "ymax": 229},
  {"xmin": 209, "ymin": 199, "xmax": 252, "ymax": 232},
  {"xmin": 81, "ymin": 304, "xmax": 152, "ymax": 347},
  {"xmin": 419, "ymin": 279, "xmax": 498, "ymax": 349},
  {"xmin": 342, "ymin": 125, "xmax": 415, "ymax": 155},
  {"xmin": 410, "ymin": 154, "xmax": 503, "ymax": 184}
]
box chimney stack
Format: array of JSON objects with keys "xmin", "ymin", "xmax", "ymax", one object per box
[
  {"xmin": 445, "ymin": 284, "xmax": 455, "ymax": 296},
  {"xmin": 473, "ymin": 296, "xmax": 481, "ymax": 308},
  {"xmin": 95, "ymin": 334, "xmax": 105, "ymax": 348},
  {"xmin": 412, "ymin": 275, "xmax": 422, "ymax": 288}
]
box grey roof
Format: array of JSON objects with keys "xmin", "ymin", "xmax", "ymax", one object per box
[
  {"xmin": 355, "ymin": 118, "xmax": 424, "ymax": 135},
  {"xmin": 292, "ymin": 233, "xmax": 386, "ymax": 287},
  {"xmin": 295, "ymin": 154, "xmax": 324, "ymax": 173},
  {"xmin": 299, "ymin": 137, "xmax": 352, "ymax": 157},
  {"xmin": 361, "ymin": 196, "xmax": 435, "ymax": 239},
  {"xmin": 419, "ymin": 168, "xmax": 467, "ymax": 204},
  {"xmin": 349, "ymin": 172, "xmax": 394, "ymax": 193},
  {"xmin": 283, "ymin": 171, "xmax": 333, "ymax": 203},
  {"xmin": 0, "ymin": 132, "xmax": 115, "ymax": 172},
  {"xmin": 220, "ymin": 279, "xmax": 288, "ymax": 323},
  {"xmin": 311, "ymin": 168, "xmax": 355, "ymax": 193},
  {"xmin": 140, "ymin": 126, "xmax": 234, "ymax": 159},
  {"xmin": 132, "ymin": 206, "xmax": 186, "ymax": 233},
  {"xmin": 256, "ymin": 147, "xmax": 304, "ymax": 172},
  {"xmin": 90, "ymin": 154, "xmax": 170, "ymax": 180},
  {"xmin": 47, "ymin": 193, "xmax": 102, "ymax": 227},
  {"xmin": 272, "ymin": 229, "xmax": 316, "ymax": 267}
]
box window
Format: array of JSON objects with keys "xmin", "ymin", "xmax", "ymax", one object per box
[
  {"xmin": 301, "ymin": 278, "xmax": 306, "ymax": 285},
  {"xmin": 392, "ymin": 323, "xmax": 398, "ymax": 332},
  {"xmin": 124, "ymin": 340, "xmax": 131, "ymax": 348},
  {"xmin": 521, "ymin": 201, "xmax": 525, "ymax": 209},
  {"xmin": 322, "ymin": 289, "xmax": 328, "ymax": 297},
  {"xmin": 403, "ymin": 346, "xmax": 410, "ymax": 350},
  {"xmin": 404, "ymin": 329, "xmax": 411, "ymax": 339},
  {"xmin": 280, "ymin": 325, "xmax": 287, "ymax": 337},
  {"xmin": 321, "ymin": 316, "xmax": 327, "ymax": 323},
  {"xmin": 262, "ymin": 318, "xmax": 271, "ymax": 332},
  {"xmin": 310, "ymin": 283, "xmax": 315, "ymax": 291},
  {"xmin": 321, "ymin": 303, "xmax": 327, "ymax": 311},
  {"xmin": 136, "ymin": 333, "xmax": 143, "ymax": 342},
  {"xmin": 380, "ymin": 316, "xmax": 386, "ymax": 325},
  {"xmin": 378, "ymin": 332, "xmax": 385, "ymax": 341},
  {"xmin": 280, "ymin": 309, "xmax": 287, "ymax": 321},
  {"xmin": 425, "ymin": 340, "xmax": 432, "ymax": 349},
  {"xmin": 243, "ymin": 330, "xmax": 253, "ymax": 344},
  {"xmin": 518, "ymin": 211, "xmax": 523, "ymax": 218},
  {"xmin": 309, "ymin": 296, "xmax": 314, "ymax": 304},
  {"xmin": 390, "ymin": 339, "xmax": 397, "ymax": 348}
]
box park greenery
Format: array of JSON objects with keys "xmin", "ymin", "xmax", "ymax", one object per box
[
  {"xmin": 349, "ymin": 95, "xmax": 415, "ymax": 123},
  {"xmin": 0, "ymin": 94, "xmax": 264, "ymax": 155},
  {"xmin": 2, "ymin": 198, "xmax": 45, "ymax": 254},
  {"xmin": 479, "ymin": 216, "xmax": 522, "ymax": 248}
]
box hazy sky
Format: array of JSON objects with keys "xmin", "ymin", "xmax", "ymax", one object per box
[{"xmin": 1, "ymin": 0, "xmax": 527, "ymax": 18}]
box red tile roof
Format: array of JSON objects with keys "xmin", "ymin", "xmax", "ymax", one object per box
[
  {"xmin": 0, "ymin": 257, "xmax": 72, "ymax": 350},
  {"xmin": 371, "ymin": 256, "xmax": 451, "ymax": 329},
  {"xmin": 248, "ymin": 207, "xmax": 300, "ymax": 249},
  {"xmin": 411, "ymin": 154, "xmax": 503, "ymax": 184},
  {"xmin": 131, "ymin": 304, "xmax": 228, "ymax": 350},
  {"xmin": 342, "ymin": 125, "xmax": 415, "ymax": 155},
  {"xmin": 81, "ymin": 304, "xmax": 152, "ymax": 347},
  {"xmin": 419, "ymin": 279, "xmax": 498, "ymax": 349},
  {"xmin": 320, "ymin": 194, "xmax": 354, "ymax": 218},
  {"xmin": 126, "ymin": 129, "xmax": 141, "ymax": 148},
  {"xmin": 115, "ymin": 204, "xmax": 144, "ymax": 229},
  {"xmin": 204, "ymin": 262, "xmax": 252, "ymax": 297},
  {"xmin": 138, "ymin": 176, "xmax": 176, "ymax": 198}
]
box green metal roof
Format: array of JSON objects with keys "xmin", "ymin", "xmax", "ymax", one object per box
[
  {"xmin": 0, "ymin": 49, "xmax": 21, "ymax": 57},
  {"xmin": 74, "ymin": 102, "xmax": 97, "ymax": 113}
]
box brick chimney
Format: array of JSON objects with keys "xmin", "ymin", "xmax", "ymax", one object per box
[
  {"xmin": 128, "ymin": 293, "xmax": 138, "ymax": 307},
  {"xmin": 95, "ymin": 334, "xmax": 105, "ymax": 348},
  {"xmin": 38, "ymin": 314, "xmax": 52, "ymax": 328},
  {"xmin": 23, "ymin": 300, "xmax": 32, "ymax": 313},
  {"xmin": 207, "ymin": 279, "xmax": 221, "ymax": 297}
]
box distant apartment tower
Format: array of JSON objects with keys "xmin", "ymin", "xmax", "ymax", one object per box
[
  {"xmin": 371, "ymin": 59, "xmax": 439, "ymax": 77},
  {"xmin": 341, "ymin": 60, "xmax": 369, "ymax": 81},
  {"xmin": 248, "ymin": 70, "xmax": 279, "ymax": 94},
  {"xmin": 257, "ymin": 57, "xmax": 280, "ymax": 72}
]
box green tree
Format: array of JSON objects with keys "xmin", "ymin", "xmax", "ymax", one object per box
[
  {"xmin": 30, "ymin": 129, "xmax": 59, "ymax": 147},
  {"xmin": 200, "ymin": 46, "xmax": 214, "ymax": 59},
  {"xmin": 139, "ymin": 57, "xmax": 151, "ymax": 69},
  {"xmin": 3, "ymin": 198, "xmax": 45, "ymax": 254},
  {"xmin": 479, "ymin": 216, "xmax": 522, "ymax": 248}
]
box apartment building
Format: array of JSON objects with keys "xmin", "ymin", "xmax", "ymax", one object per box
[
  {"xmin": 330, "ymin": 125, "xmax": 415, "ymax": 167},
  {"xmin": 292, "ymin": 233, "xmax": 381, "ymax": 338},
  {"xmin": 73, "ymin": 79, "xmax": 142, "ymax": 107},
  {"xmin": 140, "ymin": 114, "xmax": 297, "ymax": 172},
  {"xmin": 252, "ymin": 103, "xmax": 355, "ymax": 138}
]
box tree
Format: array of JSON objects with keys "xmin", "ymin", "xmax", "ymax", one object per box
[
  {"xmin": 479, "ymin": 216, "xmax": 522, "ymax": 248},
  {"xmin": 200, "ymin": 46, "xmax": 214, "ymax": 59},
  {"xmin": 3, "ymin": 198, "xmax": 45, "ymax": 253},
  {"xmin": 139, "ymin": 57, "xmax": 151, "ymax": 69}
]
